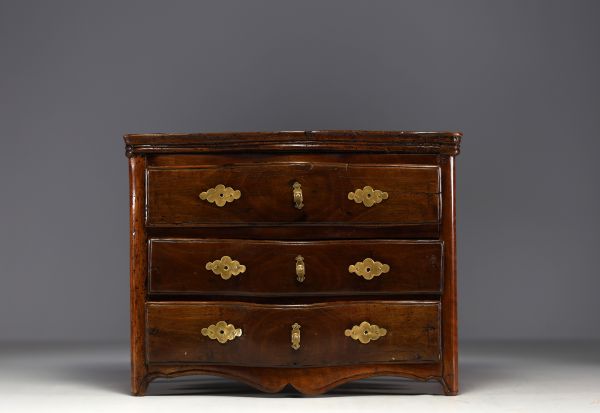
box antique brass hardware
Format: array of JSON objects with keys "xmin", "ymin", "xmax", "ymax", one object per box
[
  {"xmin": 201, "ymin": 321, "xmax": 242, "ymax": 343},
  {"xmin": 291, "ymin": 323, "xmax": 301, "ymax": 350},
  {"xmin": 199, "ymin": 184, "xmax": 241, "ymax": 207},
  {"xmin": 347, "ymin": 186, "xmax": 388, "ymax": 207},
  {"xmin": 348, "ymin": 258, "xmax": 390, "ymax": 280},
  {"xmin": 292, "ymin": 182, "xmax": 304, "ymax": 209},
  {"xmin": 344, "ymin": 321, "xmax": 387, "ymax": 344},
  {"xmin": 205, "ymin": 256, "xmax": 246, "ymax": 280},
  {"xmin": 295, "ymin": 255, "xmax": 305, "ymax": 282}
]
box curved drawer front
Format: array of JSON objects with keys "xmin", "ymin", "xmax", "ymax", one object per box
[
  {"xmin": 149, "ymin": 239, "xmax": 443, "ymax": 296},
  {"xmin": 146, "ymin": 163, "xmax": 440, "ymax": 226},
  {"xmin": 146, "ymin": 301, "xmax": 441, "ymax": 367}
]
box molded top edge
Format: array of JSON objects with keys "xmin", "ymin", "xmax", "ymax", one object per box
[{"xmin": 124, "ymin": 130, "xmax": 462, "ymax": 157}]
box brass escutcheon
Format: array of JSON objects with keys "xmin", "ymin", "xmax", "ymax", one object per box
[
  {"xmin": 347, "ymin": 186, "xmax": 388, "ymax": 207},
  {"xmin": 295, "ymin": 255, "xmax": 305, "ymax": 282},
  {"xmin": 292, "ymin": 182, "xmax": 304, "ymax": 209},
  {"xmin": 344, "ymin": 321, "xmax": 387, "ymax": 344},
  {"xmin": 205, "ymin": 256, "xmax": 246, "ymax": 280},
  {"xmin": 348, "ymin": 258, "xmax": 390, "ymax": 280},
  {"xmin": 291, "ymin": 323, "xmax": 301, "ymax": 350},
  {"xmin": 201, "ymin": 321, "xmax": 242, "ymax": 344},
  {"xmin": 199, "ymin": 184, "xmax": 241, "ymax": 207}
]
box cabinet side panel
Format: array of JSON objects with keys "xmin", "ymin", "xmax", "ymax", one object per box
[
  {"xmin": 129, "ymin": 155, "xmax": 148, "ymax": 395},
  {"xmin": 440, "ymin": 155, "xmax": 458, "ymax": 395}
]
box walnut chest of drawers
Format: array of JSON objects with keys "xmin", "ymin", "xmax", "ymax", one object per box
[{"xmin": 124, "ymin": 130, "xmax": 461, "ymax": 395}]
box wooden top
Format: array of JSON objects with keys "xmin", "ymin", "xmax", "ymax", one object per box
[{"xmin": 124, "ymin": 130, "xmax": 461, "ymax": 157}]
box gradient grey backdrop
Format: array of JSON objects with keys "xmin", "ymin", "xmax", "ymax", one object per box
[{"xmin": 1, "ymin": 0, "xmax": 599, "ymax": 342}]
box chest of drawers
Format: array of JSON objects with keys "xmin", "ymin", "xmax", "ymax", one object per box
[{"xmin": 125, "ymin": 130, "xmax": 461, "ymax": 395}]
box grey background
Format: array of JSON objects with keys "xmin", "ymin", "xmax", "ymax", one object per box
[{"xmin": 1, "ymin": 0, "xmax": 598, "ymax": 343}]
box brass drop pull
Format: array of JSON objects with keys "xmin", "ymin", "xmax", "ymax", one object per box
[
  {"xmin": 348, "ymin": 258, "xmax": 390, "ymax": 280},
  {"xmin": 205, "ymin": 256, "xmax": 246, "ymax": 280},
  {"xmin": 345, "ymin": 321, "xmax": 387, "ymax": 344},
  {"xmin": 201, "ymin": 321, "xmax": 242, "ymax": 343},
  {"xmin": 291, "ymin": 323, "xmax": 301, "ymax": 350},
  {"xmin": 199, "ymin": 184, "xmax": 241, "ymax": 207},
  {"xmin": 348, "ymin": 186, "xmax": 388, "ymax": 207},
  {"xmin": 295, "ymin": 255, "xmax": 305, "ymax": 282},
  {"xmin": 292, "ymin": 182, "xmax": 304, "ymax": 209}
]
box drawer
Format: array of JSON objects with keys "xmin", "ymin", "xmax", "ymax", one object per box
[
  {"xmin": 149, "ymin": 239, "xmax": 443, "ymax": 296},
  {"xmin": 146, "ymin": 163, "xmax": 440, "ymax": 226},
  {"xmin": 146, "ymin": 301, "xmax": 441, "ymax": 367}
]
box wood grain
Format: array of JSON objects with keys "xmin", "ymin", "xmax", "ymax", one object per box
[
  {"xmin": 125, "ymin": 131, "xmax": 461, "ymax": 396},
  {"xmin": 146, "ymin": 301, "xmax": 441, "ymax": 367},
  {"xmin": 146, "ymin": 223, "xmax": 440, "ymax": 240},
  {"xmin": 124, "ymin": 130, "xmax": 461, "ymax": 156},
  {"xmin": 149, "ymin": 239, "xmax": 443, "ymax": 296},
  {"xmin": 146, "ymin": 153, "xmax": 440, "ymax": 168},
  {"xmin": 144, "ymin": 363, "xmax": 443, "ymax": 395},
  {"xmin": 440, "ymin": 155, "xmax": 459, "ymax": 395},
  {"xmin": 129, "ymin": 155, "xmax": 147, "ymax": 396},
  {"xmin": 146, "ymin": 163, "xmax": 440, "ymax": 226}
]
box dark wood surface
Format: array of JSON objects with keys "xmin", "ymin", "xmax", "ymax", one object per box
[
  {"xmin": 146, "ymin": 153, "xmax": 441, "ymax": 168},
  {"xmin": 146, "ymin": 224, "xmax": 440, "ymax": 240},
  {"xmin": 144, "ymin": 363, "xmax": 445, "ymax": 395},
  {"xmin": 128, "ymin": 155, "xmax": 147, "ymax": 395},
  {"xmin": 146, "ymin": 301, "xmax": 441, "ymax": 367},
  {"xmin": 440, "ymin": 155, "xmax": 459, "ymax": 395},
  {"xmin": 149, "ymin": 239, "xmax": 443, "ymax": 296},
  {"xmin": 126, "ymin": 131, "xmax": 461, "ymax": 396},
  {"xmin": 146, "ymin": 163, "xmax": 440, "ymax": 226},
  {"xmin": 125, "ymin": 130, "xmax": 461, "ymax": 157}
]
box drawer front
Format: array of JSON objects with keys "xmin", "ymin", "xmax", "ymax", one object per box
[
  {"xmin": 149, "ymin": 239, "xmax": 443, "ymax": 296},
  {"xmin": 146, "ymin": 163, "xmax": 440, "ymax": 226},
  {"xmin": 146, "ymin": 301, "xmax": 441, "ymax": 367}
]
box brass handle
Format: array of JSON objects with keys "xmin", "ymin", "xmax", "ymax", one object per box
[
  {"xmin": 348, "ymin": 186, "xmax": 388, "ymax": 207},
  {"xmin": 199, "ymin": 184, "xmax": 241, "ymax": 207},
  {"xmin": 292, "ymin": 182, "xmax": 304, "ymax": 209},
  {"xmin": 205, "ymin": 256, "xmax": 246, "ymax": 280},
  {"xmin": 348, "ymin": 258, "xmax": 390, "ymax": 280},
  {"xmin": 345, "ymin": 321, "xmax": 387, "ymax": 344},
  {"xmin": 295, "ymin": 255, "xmax": 305, "ymax": 282},
  {"xmin": 201, "ymin": 321, "xmax": 242, "ymax": 343},
  {"xmin": 291, "ymin": 323, "xmax": 301, "ymax": 350}
]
